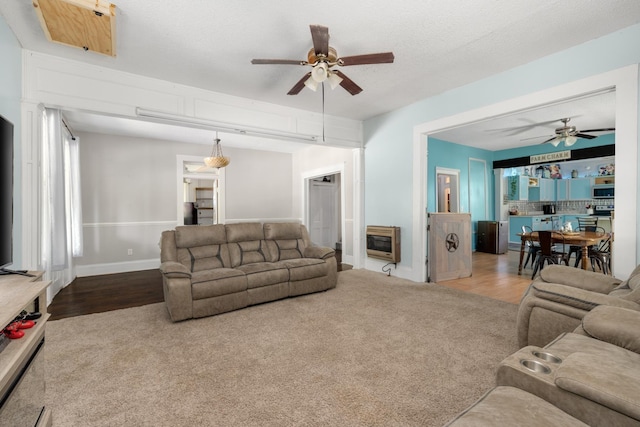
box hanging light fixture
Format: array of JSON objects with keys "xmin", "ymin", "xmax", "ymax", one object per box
[{"xmin": 204, "ymin": 132, "xmax": 230, "ymax": 168}]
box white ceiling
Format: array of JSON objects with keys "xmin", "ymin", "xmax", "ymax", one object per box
[{"xmin": 1, "ymin": 0, "xmax": 638, "ymax": 151}]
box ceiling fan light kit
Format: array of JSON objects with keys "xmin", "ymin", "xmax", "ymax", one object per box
[
  {"xmin": 535, "ymin": 118, "xmax": 615, "ymax": 147},
  {"xmin": 251, "ymin": 24, "xmax": 394, "ymax": 96}
]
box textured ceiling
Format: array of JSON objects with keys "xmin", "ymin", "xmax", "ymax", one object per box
[{"xmin": 1, "ymin": 0, "xmax": 639, "ymax": 150}]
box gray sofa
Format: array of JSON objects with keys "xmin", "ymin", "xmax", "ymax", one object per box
[
  {"xmin": 516, "ymin": 264, "xmax": 640, "ymax": 347},
  {"xmin": 159, "ymin": 222, "xmax": 337, "ymax": 322},
  {"xmin": 446, "ymin": 305, "xmax": 640, "ymax": 426}
]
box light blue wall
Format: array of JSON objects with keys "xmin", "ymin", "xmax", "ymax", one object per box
[
  {"xmin": 427, "ymin": 137, "xmax": 494, "ymax": 215},
  {"xmin": 0, "ymin": 15, "xmax": 23, "ymax": 268},
  {"xmin": 364, "ymin": 23, "xmax": 640, "ymax": 267},
  {"xmin": 427, "ymin": 138, "xmax": 494, "ymax": 251}
]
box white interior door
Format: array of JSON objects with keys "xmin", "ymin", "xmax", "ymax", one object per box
[{"xmin": 309, "ymin": 180, "xmax": 338, "ymax": 248}]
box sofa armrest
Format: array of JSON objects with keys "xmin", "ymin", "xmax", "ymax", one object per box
[
  {"xmin": 555, "ymin": 352, "xmax": 640, "ymax": 420},
  {"xmin": 581, "ymin": 305, "xmax": 640, "ymax": 353},
  {"xmin": 539, "ymin": 265, "xmax": 622, "ymax": 293},
  {"xmin": 159, "ymin": 261, "xmax": 192, "ymax": 278},
  {"xmin": 304, "ymin": 245, "xmax": 335, "ymax": 260},
  {"xmin": 531, "ymin": 282, "xmax": 640, "ymax": 311}
]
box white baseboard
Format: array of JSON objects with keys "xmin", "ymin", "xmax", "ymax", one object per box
[
  {"xmin": 76, "ymin": 259, "xmax": 160, "ymax": 277},
  {"xmin": 363, "ymin": 258, "xmax": 417, "ymax": 282}
]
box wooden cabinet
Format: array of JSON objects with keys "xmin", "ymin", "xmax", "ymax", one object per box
[
  {"xmin": 0, "ymin": 273, "xmax": 52, "ymax": 427},
  {"xmin": 195, "ymin": 187, "xmax": 214, "ymax": 225},
  {"xmin": 507, "ymin": 176, "xmax": 529, "ymax": 200}
]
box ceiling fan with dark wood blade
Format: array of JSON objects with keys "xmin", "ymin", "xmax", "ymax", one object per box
[
  {"xmin": 251, "ymin": 25, "xmax": 394, "ymax": 96},
  {"xmin": 522, "ymin": 118, "xmax": 615, "ymax": 147}
]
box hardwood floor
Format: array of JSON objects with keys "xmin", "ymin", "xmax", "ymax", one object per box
[
  {"xmin": 48, "ymin": 250, "xmax": 531, "ymax": 320},
  {"xmin": 434, "ymin": 250, "xmax": 532, "ymax": 304},
  {"xmin": 48, "ymin": 269, "xmax": 164, "ymax": 321}
]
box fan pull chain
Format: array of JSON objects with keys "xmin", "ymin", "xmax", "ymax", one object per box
[{"xmin": 322, "ymin": 82, "xmax": 325, "ymax": 142}]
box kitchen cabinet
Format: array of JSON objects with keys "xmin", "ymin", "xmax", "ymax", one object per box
[
  {"xmin": 529, "ymin": 178, "xmax": 555, "ymax": 201},
  {"xmin": 507, "ymin": 176, "xmax": 529, "ymax": 200},
  {"xmin": 508, "ymin": 216, "xmax": 533, "ymax": 244},
  {"xmin": 555, "ymin": 178, "xmax": 593, "ymax": 201}
]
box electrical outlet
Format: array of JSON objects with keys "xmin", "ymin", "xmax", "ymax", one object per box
[{"xmin": 127, "ymin": 249, "xmax": 133, "ymax": 256}]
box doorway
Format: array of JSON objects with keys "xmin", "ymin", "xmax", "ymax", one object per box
[
  {"xmin": 176, "ymin": 155, "xmax": 225, "ymax": 226},
  {"xmin": 435, "ymin": 167, "xmax": 460, "ymax": 213},
  {"xmin": 307, "ymin": 174, "xmax": 340, "ymax": 249}
]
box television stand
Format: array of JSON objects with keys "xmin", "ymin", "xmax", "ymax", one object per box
[{"xmin": 0, "ymin": 268, "xmax": 35, "ymax": 277}]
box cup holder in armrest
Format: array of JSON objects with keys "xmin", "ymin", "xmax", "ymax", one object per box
[
  {"xmin": 532, "ymin": 350, "xmax": 562, "ymax": 364},
  {"xmin": 520, "ymin": 359, "xmax": 551, "ymax": 374}
]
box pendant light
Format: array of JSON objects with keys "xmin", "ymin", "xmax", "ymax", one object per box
[{"xmin": 204, "ymin": 132, "xmax": 230, "ymax": 168}]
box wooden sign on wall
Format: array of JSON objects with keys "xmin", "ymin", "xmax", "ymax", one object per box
[{"xmin": 33, "ymin": 0, "xmax": 116, "ymax": 57}]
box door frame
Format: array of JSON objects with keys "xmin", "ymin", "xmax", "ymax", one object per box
[
  {"xmin": 413, "ymin": 65, "xmax": 639, "ymax": 282},
  {"xmin": 435, "ymin": 167, "xmax": 460, "ymax": 213},
  {"xmin": 302, "ymin": 163, "xmax": 345, "ymax": 252},
  {"xmin": 176, "ymin": 155, "xmax": 225, "ymax": 226}
]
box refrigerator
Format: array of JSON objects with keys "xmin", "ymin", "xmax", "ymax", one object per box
[{"xmin": 476, "ymin": 221, "xmax": 508, "ymax": 254}]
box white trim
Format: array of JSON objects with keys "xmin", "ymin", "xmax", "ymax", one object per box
[
  {"xmin": 76, "ymin": 259, "xmax": 160, "ymax": 277},
  {"xmin": 468, "ymin": 158, "xmax": 489, "ymax": 219},
  {"xmin": 352, "ymin": 148, "xmax": 364, "ymax": 269},
  {"xmin": 82, "ymin": 220, "xmax": 176, "ymax": 228},
  {"xmin": 224, "ymin": 217, "xmax": 302, "ymax": 224},
  {"xmin": 413, "ymin": 65, "xmax": 639, "ymax": 280},
  {"xmin": 176, "ymin": 154, "xmax": 225, "ymax": 225},
  {"xmin": 435, "ymin": 167, "xmax": 460, "ymax": 213},
  {"xmin": 302, "ymin": 164, "xmax": 346, "ymax": 251}
]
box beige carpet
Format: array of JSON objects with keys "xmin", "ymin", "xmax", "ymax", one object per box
[{"xmin": 45, "ymin": 269, "xmax": 519, "ymax": 426}]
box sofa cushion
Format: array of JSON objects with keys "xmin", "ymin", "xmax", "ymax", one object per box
[
  {"xmin": 191, "ymin": 268, "xmax": 247, "ymax": 300},
  {"xmin": 444, "ymin": 386, "xmax": 588, "ymax": 427},
  {"xmin": 225, "ymin": 223, "xmax": 269, "ymax": 267},
  {"xmin": 178, "ymin": 244, "xmax": 231, "ymax": 272},
  {"xmin": 555, "ymin": 352, "xmax": 640, "ymax": 420},
  {"xmin": 540, "ymin": 264, "xmax": 621, "ymax": 293},
  {"xmin": 175, "ymin": 224, "xmax": 227, "ymax": 247},
  {"xmin": 277, "ymin": 258, "xmax": 327, "ymax": 281},
  {"xmin": 581, "ymin": 306, "xmax": 640, "ymax": 353},
  {"xmin": 236, "ymin": 262, "xmax": 289, "ymax": 289},
  {"xmin": 263, "ymin": 223, "xmax": 308, "ymax": 262}
]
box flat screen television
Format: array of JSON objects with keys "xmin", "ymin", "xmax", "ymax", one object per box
[{"xmin": 1, "ymin": 115, "xmax": 14, "ymax": 272}]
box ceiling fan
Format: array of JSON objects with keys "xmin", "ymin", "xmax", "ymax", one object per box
[
  {"xmin": 527, "ymin": 118, "xmax": 615, "ymax": 147},
  {"xmin": 251, "ymin": 25, "xmax": 394, "ymax": 96}
]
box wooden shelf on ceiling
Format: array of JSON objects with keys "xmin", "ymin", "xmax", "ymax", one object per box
[{"xmin": 33, "ymin": 0, "xmax": 116, "ymax": 57}]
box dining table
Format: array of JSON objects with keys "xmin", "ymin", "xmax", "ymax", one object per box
[{"xmin": 517, "ymin": 230, "xmax": 612, "ymax": 275}]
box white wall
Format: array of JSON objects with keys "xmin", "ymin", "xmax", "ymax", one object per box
[
  {"xmin": 76, "ymin": 131, "xmax": 295, "ymax": 276},
  {"xmin": 18, "ymin": 50, "xmax": 363, "ymax": 278},
  {"xmin": 292, "ymin": 145, "xmax": 358, "ymax": 264},
  {"xmin": 0, "ymin": 15, "xmax": 23, "ymax": 269}
]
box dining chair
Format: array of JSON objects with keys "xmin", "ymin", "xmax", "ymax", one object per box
[
  {"xmin": 521, "ymin": 225, "xmax": 540, "ymax": 269},
  {"xmin": 567, "ymin": 217, "xmax": 599, "ymax": 267},
  {"xmin": 531, "ymin": 231, "xmax": 570, "ymax": 279},
  {"xmin": 588, "ymin": 229, "xmax": 612, "ymax": 274}
]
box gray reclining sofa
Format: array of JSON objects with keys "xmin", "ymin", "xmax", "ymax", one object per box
[{"xmin": 159, "ymin": 222, "xmax": 337, "ymax": 322}]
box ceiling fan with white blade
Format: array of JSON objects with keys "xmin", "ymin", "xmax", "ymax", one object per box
[
  {"xmin": 523, "ymin": 118, "xmax": 615, "ymax": 147},
  {"xmin": 251, "ymin": 25, "xmax": 394, "ymax": 96}
]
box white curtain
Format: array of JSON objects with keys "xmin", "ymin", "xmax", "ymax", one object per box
[{"xmin": 41, "ymin": 108, "xmax": 83, "ymax": 299}]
